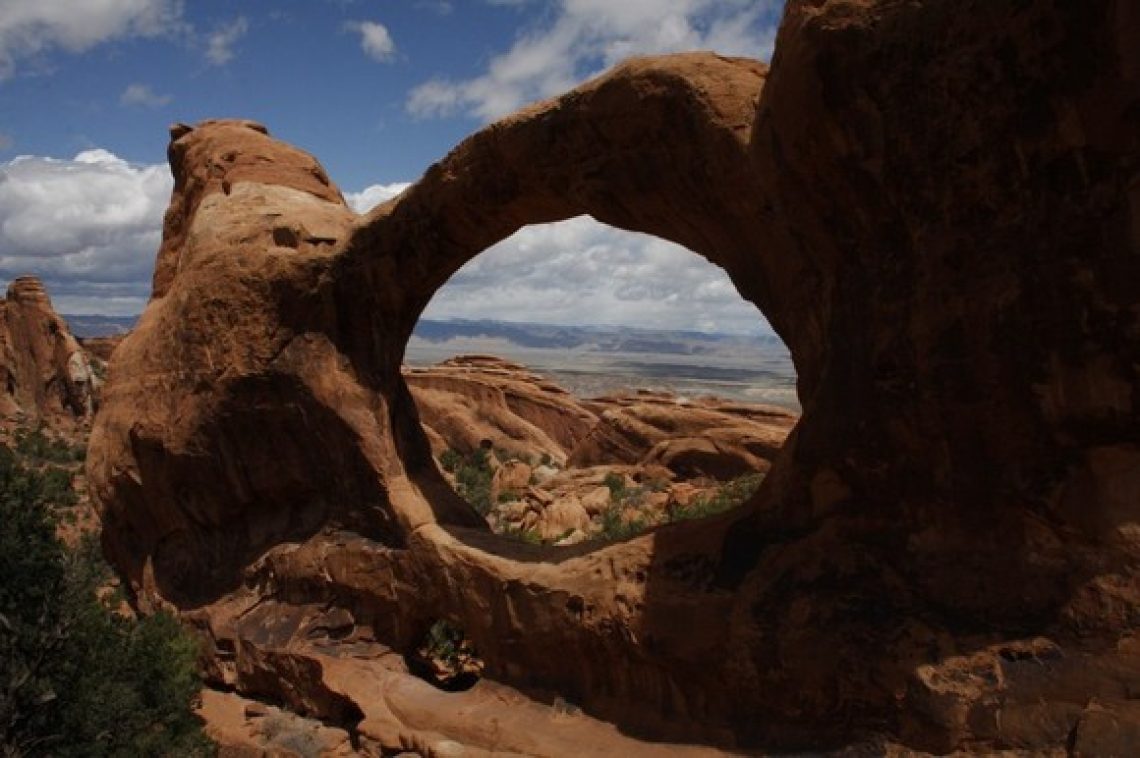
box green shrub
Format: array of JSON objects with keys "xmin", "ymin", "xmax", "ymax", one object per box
[
  {"xmin": 602, "ymin": 472, "xmax": 626, "ymax": 501},
  {"xmin": 0, "ymin": 445, "xmax": 210, "ymax": 756},
  {"xmin": 451, "ymin": 449, "xmax": 493, "ymax": 516},
  {"xmin": 439, "ymin": 448, "xmax": 463, "ymax": 474},
  {"xmin": 39, "ymin": 466, "xmax": 77, "ymax": 508},
  {"xmin": 499, "ymin": 524, "xmax": 541, "ymax": 545},
  {"xmin": 13, "ymin": 427, "xmax": 79, "ymax": 465},
  {"xmin": 597, "ymin": 506, "xmax": 645, "ymax": 542}
]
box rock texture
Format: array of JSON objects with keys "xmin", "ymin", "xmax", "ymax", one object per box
[
  {"xmin": 572, "ymin": 390, "xmax": 796, "ymax": 478},
  {"xmin": 0, "ymin": 276, "xmax": 101, "ymax": 427},
  {"xmin": 405, "ymin": 356, "xmax": 597, "ymax": 465},
  {"xmin": 90, "ymin": 1, "xmax": 1140, "ymax": 753}
]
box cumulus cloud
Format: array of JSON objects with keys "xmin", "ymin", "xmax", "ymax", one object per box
[
  {"xmin": 426, "ymin": 217, "xmax": 768, "ymax": 334},
  {"xmin": 205, "ymin": 16, "xmax": 248, "ymax": 66},
  {"xmin": 120, "ymin": 82, "xmax": 172, "ymax": 107},
  {"xmin": 407, "ymin": 0, "xmax": 782, "ymax": 121},
  {"xmin": 0, "ymin": 149, "xmax": 170, "ymax": 315},
  {"xmin": 0, "ymin": 0, "xmax": 183, "ymax": 78},
  {"xmin": 344, "ymin": 182, "xmax": 411, "ymax": 213},
  {"xmin": 348, "ymin": 20, "xmax": 396, "ymax": 62}
]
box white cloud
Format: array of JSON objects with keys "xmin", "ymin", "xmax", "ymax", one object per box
[
  {"xmin": 423, "ymin": 215, "xmax": 769, "ymax": 334},
  {"xmin": 344, "ymin": 182, "xmax": 411, "ymax": 213},
  {"xmin": 349, "ymin": 20, "xmax": 396, "ymax": 63},
  {"xmin": 0, "ymin": 149, "xmax": 171, "ymax": 315},
  {"xmin": 120, "ymin": 82, "xmax": 172, "ymax": 107},
  {"xmin": 0, "ymin": 0, "xmax": 183, "ymax": 79},
  {"xmin": 407, "ymin": 0, "xmax": 782, "ymax": 121},
  {"xmin": 205, "ymin": 16, "xmax": 248, "ymax": 66}
]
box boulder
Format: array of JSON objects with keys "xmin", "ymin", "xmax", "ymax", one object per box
[
  {"xmin": 539, "ymin": 496, "xmax": 591, "ymax": 541},
  {"xmin": 491, "ymin": 460, "xmax": 532, "ymax": 501},
  {"xmin": 579, "ymin": 486, "xmax": 611, "ymax": 517}
]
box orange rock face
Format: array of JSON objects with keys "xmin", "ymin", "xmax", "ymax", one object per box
[
  {"xmin": 405, "ymin": 355, "xmax": 598, "ymax": 464},
  {"xmin": 90, "ymin": 2, "xmax": 1140, "ymax": 753},
  {"xmin": 0, "ymin": 276, "xmax": 101, "ymax": 427}
]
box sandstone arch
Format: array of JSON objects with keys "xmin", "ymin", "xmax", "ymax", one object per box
[{"xmin": 90, "ymin": 1, "xmax": 1140, "ymax": 752}]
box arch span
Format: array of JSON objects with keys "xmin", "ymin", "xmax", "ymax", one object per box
[{"xmin": 90, "ymin": 1, "xmax": 1140, "ymax": 750}]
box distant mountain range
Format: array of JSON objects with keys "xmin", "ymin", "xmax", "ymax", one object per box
[
  {"xmin": 61, "ymin": 314, "xmax": 786, "ymax": 358},
  {"xmin": 411, "ymin": 318, "xmax": 784, "ymax": 356},
  {"xmin": 64, "ymin": 314, "xmax": 138, "ymax": 338}
]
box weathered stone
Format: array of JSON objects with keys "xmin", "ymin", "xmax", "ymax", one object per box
[
  {"xmin": 0, "ymin": 276, "xmax": 101, "ymax": 426},
  {"xmin": 90, "ymin": 2, "xmax": 1140, "ymax": 753}
]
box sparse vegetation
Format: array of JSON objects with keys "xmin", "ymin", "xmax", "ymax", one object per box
[
  {"xmin": 597, "ymin": 505, "xmax": 646, "ymax": 542},
  {"xmin": 603, "ymin": 471, "xmax": 626, "ymax": 500},
  {"xmin": 500, "ymin": 523, "xmax": 542, "ymax": 545},
  {"xmin": 411, "ymin": 619, "xmax": 483, "ymax": 692},
  {"xmin": 0, "ymin": 443, "xmax": 210, "ymax": 756},
  {"xmin": 438, "ymin": 448, "xmax": 463, "ymax": 474},
  {"xmin": 14, "ymin": 426, "xmax": 84, "ymax": 465},
  {"xmin": 441, "ymin": 447, "xmax": 495, "ymax": 515},
  {"xmin": 671, "ymin": 472, "xmax": 765, "ymax": 522}
]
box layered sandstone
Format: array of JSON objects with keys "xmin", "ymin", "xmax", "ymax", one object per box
[
  {"xmin": 90, "ymin": 1, "xmax": 1140, "ymax": 753},
  {"xmin": 0, "ymin": 276, "xmax": 101, "ymax": 427},
  {"xmin": 405, "ymin": 355, "xmax": 597, "ymax": 464}
]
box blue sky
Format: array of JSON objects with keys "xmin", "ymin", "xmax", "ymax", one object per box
[{"xmin": 0, "ymin": 0, "xmax": 784, "ymax": 333}]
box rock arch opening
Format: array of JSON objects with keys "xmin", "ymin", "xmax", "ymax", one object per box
[{"xmin": 402, "ymin": 216, "xmax": 799, "ymax": 547}]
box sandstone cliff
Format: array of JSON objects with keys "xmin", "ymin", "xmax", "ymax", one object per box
[
  {"xmin": 0, "ymin": 276, "xmax": 101, "ymax": 427},
  {"xmin": 89, "ymin": 1, "xmax": 1140, "ymax": 753}
]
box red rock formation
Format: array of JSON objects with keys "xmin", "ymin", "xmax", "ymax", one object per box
[
  {"xmin": 404, "ymin": 355, "xmax": 598, "ymax": 464},
  {"xmin": 89, "ymin": 1, "xmax": 1140, "ymax": 753},
  {"xmin": 570, "ymin": 391, "xmax": 797, "ymax": 478},
  {"xmin": 0, "ymin": 276, "xmax": 100, "ymax": 426},
  {"xmin": 77, "ymin": 335, "xmax": 125, "ymax": 364}
]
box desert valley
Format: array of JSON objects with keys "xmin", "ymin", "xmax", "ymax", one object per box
[{"xmin": 1, "ymin": 0, "xmax": 1139, "ymax": 756}]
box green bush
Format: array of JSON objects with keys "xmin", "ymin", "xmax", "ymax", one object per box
[
  {"xmin": 452, "ymin": 449, "xmax": 493, "ymax": 516},
  {"xmin": 438, "ymin": 448, "xmax": 463, "ymax": 474},
  {"xmin": 0, "ymin": 445, "xmax": 210, "ymax": 756},
  {"xmin": 602, "ymin": 472, "xmax": 626, "ymax": 501},
  {"xmin": 13, "ymin": 427, "xmax": 81, "ymax": 465},
  {"xmin": 597, "ymin": 505, "xmax": 645, "ymax": 542},
  {"xmin": 39, "ymin": 466, "xmax": 77, "ymax": 508}
]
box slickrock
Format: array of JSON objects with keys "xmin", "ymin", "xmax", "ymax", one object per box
[
  {"xmin": 405, "ymin": 356, "xmax": 598, "ymax": 464},
  {"xmin": 90, "ymin": 1, "xmax": 1140, "ymax": 753},
  {"xmin": 570, "ymin": 391, "xmax": 797, "ymax": 477},
  {"xmin": 0, "ymin": 276, "xmax": 100, "ymax": 427}
]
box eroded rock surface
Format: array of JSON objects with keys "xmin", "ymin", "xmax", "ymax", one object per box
[
  {"xmin": 405, "ymin": 355, "xmax": 598, "ymax": 465},
  {"xmin": 0, "ymin": 276, "xmax": 101, "ymax": 427},
  {"xmin": 90, "ymin": 1, "xmax": 1140, "ymax": 753}
]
